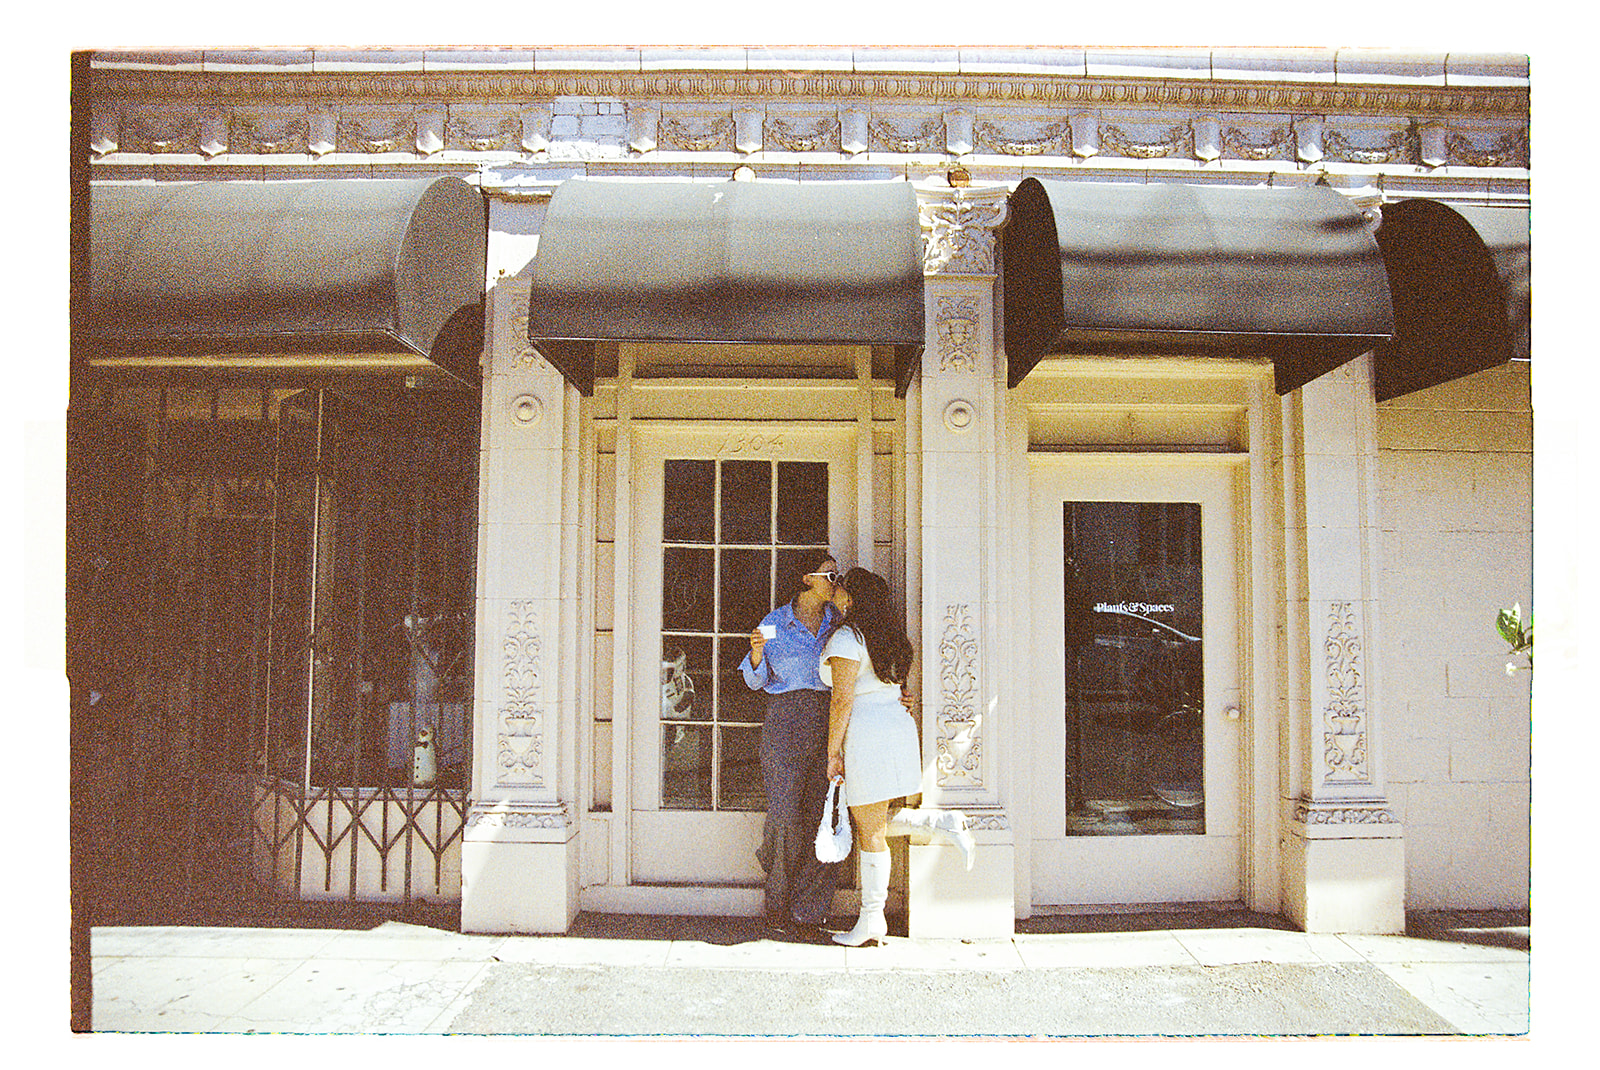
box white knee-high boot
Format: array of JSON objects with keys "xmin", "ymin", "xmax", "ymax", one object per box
[
  {"xmin": 832, "ymin": 849, "xmax": 890, "ymax": 946},
  {"xmin": 886, "ymin": 808, "xmax": 976, "ymax": 871}
]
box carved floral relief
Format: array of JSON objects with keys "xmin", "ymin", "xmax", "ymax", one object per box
[
  {"xmin": 764, "ymin": 114, "xmax": 841, "ymax": 152},
  {"xmin": 935, "ymin": 296, "xmax": 981, "ymax": 373},
  {"xmin": 497, "ymin": 600, "xmax": 546, "ymax": 787},
  {"xmin": 231, "ymin": 112, "xmax": 310, "ymax": 154},
  {"xmin": 936, "ymin": 604, "xmax": 982, "ymax": 788},
  {"xmin": 1322, "ymin": 601, "xmax": 1370, "ymax": 784},
  {"xmin": 921, "ymin": 194, "xmax": 1008, "ymax": 276}
]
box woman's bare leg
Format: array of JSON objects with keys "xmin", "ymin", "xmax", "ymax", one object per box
[
  {"xmin": 885, "ymin": 805, "xmax": 975, "ymax": 871},
  {"xmin": 833, "ymin": 799, "xmax": 892, "ymax": 946},
  {"xmin": 850, "ymin": 799, "xmax": 890, "ymax": 854}
]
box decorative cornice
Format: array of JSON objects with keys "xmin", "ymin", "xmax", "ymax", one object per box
[{"xmin": 88, "ymin": 68, "xmax": 1529, "ymax": 119}]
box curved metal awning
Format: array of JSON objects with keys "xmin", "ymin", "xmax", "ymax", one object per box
[
  {"xmin": 526, "ymin": 178, "xmax": 926, "ymax": 395},
  {"xmin": 1373, "ymin": 199, "xmax": 1528, "ymax": 401},
  {"xmin": 88, "ymin": 177, "xmax": 487, "ymax": 388},
  {"xmin": 1001, "ymin": 178, "xmax": 1396, "ymax": 394}
]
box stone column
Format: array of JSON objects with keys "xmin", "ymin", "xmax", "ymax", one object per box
[
  {"xmin": 461, "ymin": 195, "xmax": 583, "ymax": 932},
  {"xmin": 1280, "ymin": 354, "xmax": 1406, "ymax": 933},
  {"xmin": 907, "ymin": 184, "xmax": 1015, "ymax": 937}
]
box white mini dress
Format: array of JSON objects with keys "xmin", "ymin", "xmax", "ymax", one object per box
[{"xmin": 819, "ymin": 625, "xmax": 922, "ymax": 807}]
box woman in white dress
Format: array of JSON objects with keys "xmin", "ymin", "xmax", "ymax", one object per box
[{"xmin": 821, "ymin": 568, "xmax": 976, "ymax": 946}]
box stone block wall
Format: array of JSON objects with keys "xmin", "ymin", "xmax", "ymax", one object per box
[{"xmin": 1376, "ymin": 361, "xmax": 1531, "ymax": 909}]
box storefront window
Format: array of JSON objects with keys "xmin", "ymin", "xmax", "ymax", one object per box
[
  {"xmin": 660, "ymin": 458, "xmax": 829, "ymax": 810},
  {"xmin": 1063, "ymin": 501, "xmax": 1205, "ymax": 835},
  {"xmin": 264, "ymin": 389, "xmax": 479, "ymax": 792}
]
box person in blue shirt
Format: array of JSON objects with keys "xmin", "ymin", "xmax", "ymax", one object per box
[{"xmin": 742, "ymin": 550, "xmax": 843, "ymax": 929}]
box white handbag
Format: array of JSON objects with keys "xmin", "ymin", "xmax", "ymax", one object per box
[{"xmin": 815, "ymin": 777, "xmax": 853, "ymax": 863}]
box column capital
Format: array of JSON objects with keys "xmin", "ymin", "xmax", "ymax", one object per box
[{"xmin": 917, "ymin": 183, "xmax": 1010, "ymax": 276}]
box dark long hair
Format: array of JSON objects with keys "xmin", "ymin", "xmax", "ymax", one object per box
[
  {"xmin": 783, "ymin": 549, "xmax": 835, "ymax": 602},
  {"xmin": 833, "ymin": 568, "xmax": 914, "ymax": 685}
]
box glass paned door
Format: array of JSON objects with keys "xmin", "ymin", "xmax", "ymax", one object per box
[
  {"xmin": 1029, "ymin": 457, "xmax": 1242, "ymax": 906},
  {"xmin": 1063, "ymin": 502, "xmax": 1205, "ymax": 835},
  {"xmin": 659, "ymin": 458, "xmax": 831, "ymax": 812},
  {"xmin": 632, "ymin": 427, "xmax": 856, "ymax": 885}
]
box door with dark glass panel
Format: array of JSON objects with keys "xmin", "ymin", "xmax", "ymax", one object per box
[
  {"xmin": 1029, "ymin": 458, "xmax": 1243, "ymax": 905},
  {"xmin": 631, "ymin": 427, "xmax": 856, "ymax": 884}
]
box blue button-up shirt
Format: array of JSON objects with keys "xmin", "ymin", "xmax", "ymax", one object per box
[{"xmin": 741, "ymin": 599, "xmax": 841, "ymax": 695}]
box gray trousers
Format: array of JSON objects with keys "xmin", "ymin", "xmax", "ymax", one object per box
[{"xmin": 756, "ymin": 688, "xmax": 840, "ymax": 923}]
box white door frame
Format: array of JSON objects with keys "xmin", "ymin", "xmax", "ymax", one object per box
[
  {"xmin": 626, "ymin": 421, "xmax": 861, "ymax": 886},
  {"xmin": 1027, "ymin": 452, "xmax": 1250, "ymax": 906}
]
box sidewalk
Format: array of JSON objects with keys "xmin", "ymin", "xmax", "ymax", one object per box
[{"xmin": 85, "ymin": 907, "xmax": 1529, "ymax": 1037}]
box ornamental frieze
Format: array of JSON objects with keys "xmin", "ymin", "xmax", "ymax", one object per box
[
  {"xmin": 466, "ymin": 802, "xmax": 572, "ymax": 829},
  {"xmin": 764, "ymin": 114, "xmax": 841, "ymax": 153},
  {"xmin": 870, "ymin": 115, "xmax": 944, "ymax": 154},
  {"xmin": 659, "ymin": 113, "xmax": 735, "ymax": 152},
  {"xmin": 1099, "ymin": 122, "xmax": 1194, "ymax": 160},
  {"xmin": 974, "ymin": 119, "xmax": 1073, "ymax": 156},
  {"xmin": 1223, "ymin": 124, "xmax": 1295, "ymax": 161},
  {"xmin": 447, "ymin": 110, "xmax": 522, "ymax": 153},
  {"xmin": 1324, "ymin": 125, "xmax": 1420, "ymax": 166},
  {"xmin": 89, "ymin": 68, "xmax": 1530, "ymax": 121},
  {"xmin": 1447, "ymin": 128, "xmax": 1530, "ymax": 168},
  {"xmin": 964, "ymin": 813, "xmax": 1010, "ymax": 832},
  {"xmin": 230, "ymin": 111, "xmax": 310, "ymax": 154},
  {"xmin": 90, "ymin": 93, "xmax": 1529, "ymax": 179},
  {"xmin": 116, "ymin": 109, "xmax": 199, "ymax": 154},
  {"xmin": 337, "ymin": 112, "xmax": 417, "ymax": 155}
]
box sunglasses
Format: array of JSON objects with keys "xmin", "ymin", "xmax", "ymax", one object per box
[{"xmin": 805, "ymin": 570, "xmax": 842, "ymax": 585}]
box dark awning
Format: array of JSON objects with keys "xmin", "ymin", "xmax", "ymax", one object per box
[
  {"xmin": 1373, "ymin": 199, "xmax": 1528, "ymax": 401},
  {"xmin": 88, "ymin": 177, "xmax": 487, "ymax": 388},
  {"xmin": 1001, "ymin": 178, "xmax": 1396, "ymax": 394},
  {"xmin": 526, "ymin": 179, "xmax": 926, "ymax": 395}
]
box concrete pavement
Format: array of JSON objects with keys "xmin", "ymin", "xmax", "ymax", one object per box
[{"xmin": 86, "ymin": 907, "xmax": 1530, "ymax": 1037}]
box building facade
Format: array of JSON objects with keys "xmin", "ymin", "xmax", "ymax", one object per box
[{"xmin": 70, "ymin": 47, "xmax": 1531, "ymax": 936}]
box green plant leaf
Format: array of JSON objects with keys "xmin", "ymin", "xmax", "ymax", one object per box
[{"xmin": 1497, "ymin": 609, "xmax": 1519, "ymax": 644}]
